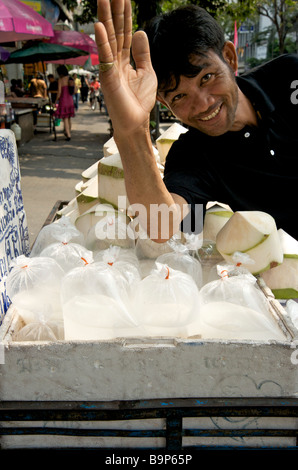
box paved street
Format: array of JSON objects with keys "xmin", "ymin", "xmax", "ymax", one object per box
[{"xmin": 17, "ymin": 101, "xmax": 111, "ymax": 247}]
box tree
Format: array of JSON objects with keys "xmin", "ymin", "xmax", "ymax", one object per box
[{"xmin": 255, "ymin": 0, "xmax": 298, "ymax": 54}]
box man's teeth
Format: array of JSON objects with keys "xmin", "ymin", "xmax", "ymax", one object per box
[{"xmin": 200, "ymin": 105, "xmax": 221, "ymax": 121}]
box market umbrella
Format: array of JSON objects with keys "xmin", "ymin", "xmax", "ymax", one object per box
[
  {"xmin": 1, "ymin": 41, "xmax": 88, "ymax": 64},
  {"xmin": 47, "ymin": 30, "xmax": 99, "ymax": 66},
  {"xmin": 0, "ymin": 0, "xmax": 54, "ymax": 43}
]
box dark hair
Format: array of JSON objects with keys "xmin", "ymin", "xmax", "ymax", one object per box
[
  {"xmin": 57, "ymin": 65, "xmax": 69, "ymax": 77},
  {"xmin": 145, "ymin": 5, "xmax": 225, "ymax": 93}
]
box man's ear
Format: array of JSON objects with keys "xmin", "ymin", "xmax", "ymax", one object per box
[{"xmin": 222, "ymin": 41, "xmax": 238, "ymax": 73}]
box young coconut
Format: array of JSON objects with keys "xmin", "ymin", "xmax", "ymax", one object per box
[
  {"xmin": 261, "ymin": 229, "xmax": 298, "ymax": 299},
  {"xmin": 216, "ymin": 211, "xmax": 283, "ymax": 275},
  {"xmin": 77, "ymin": 175, "xmax": 100, "ymax": 214},
  {"xmin": 203, "ymin": 202, "xmax": 234, "ymax": 242},
  {"xmin": 156, "ymin": 122, "xmax": 188, "ymax": 164},
  {"xmin": 74, "ymin": 203, "xmax": 118, "ymax": 239},
  {"xmin": 98, "ymin": 152, "xmax": 130, "ymax": 210}
]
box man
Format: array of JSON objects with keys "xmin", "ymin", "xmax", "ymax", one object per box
[
  {"xmin": 89, "ymin": 75, "xmax": 101, "ymax": 109},
  {"xmin": 29, "ymin": 73, "xmax": 47, "ymax": 99},
  {"xmin": 72, "ymin": 73, "xmax": 81, "ymax": 111},
  {"xmin": 94, "ymin": 0, "xmax": 298, "ymax": 242},
  {"xmin": 47, "ymin": 74, "xmax": 58, "ymax": 104}
]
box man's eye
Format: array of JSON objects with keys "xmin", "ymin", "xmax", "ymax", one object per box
[
  {"xmin": 172, "ymin": 93, "xmax": 184, "ymax": 103},
  {"xmin": 201, "ymin": 73, "xmax": 212, "ymax": 84}
]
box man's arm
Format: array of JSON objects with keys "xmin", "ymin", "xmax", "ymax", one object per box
[{"xmin": 94, "ymin": 0, "xmax": 188, "ymax": 242}]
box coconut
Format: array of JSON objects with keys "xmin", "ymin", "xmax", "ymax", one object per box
[
  {"xmin": 97, "ymin": 152, "xmax": 129, "ymax": 210},
  {"xmin": 216, "ymin": 211, "xmax": 283, "ymax": 275},
  {"xmin": 203, "ymin": 202, "xmax": 233, "ymax": 242},
  {"xmin": 261, "ymin": 229, "xmax": 298, "ymax": 299},
  {"xmin": 103, "ymin": 136, "xmax": 118, "ymax": 157},
  {"xmin": 156, "ymin": 122, "xmax": 188, "ymax": 164},
  {"xmin": 76, "ymin": 175, "xmax": 100, "ymax": 214},
  {"xmin": 74, "ymin": 203, "xmax": 117, "ymax": 239},
  {"xmin": 81, "ymin": 161, "xmax": 99, "ymax": 182}
]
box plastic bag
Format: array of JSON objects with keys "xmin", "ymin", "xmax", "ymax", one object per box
[
  {"xmin": 94, "ymin": 246, "xmax": 141, "ymax": 294},
  {"xmin": 94, "ymin": 245, "xmax": 140, "ymax": 268},
  {"xmin": 40, "ymin": 241, "xmax": 93, "ymax": 273},
  {"xmin": 85, "ymin": 213, "xmax": 135, "ymax": 251},
  {"xmin": 30, "ymin": 216, "xmax": 85, "ymax": 257},
  {"xmin": 198, "ymin": 264, "xmax": 285, "ymax": 340},
  {"xmin": 6, "ymin": 255, "xmax": 64, "ymax": 324},
  {"xmin": 132, "ymin": 263, "xmax": 201, "ymax": 337},
  {"xmin": 13, "ymin": 308, "xmax": 64, "ymax": 341},
  {"xmin": 61, "ymin": 261, "xmax": 140, "ymax": 340},
  {"xmin": 285, "ymin": 299, "xmax": 298, "ymax": 329},
  {"xmin": 156, "ymin": 236, "xmax": 203, "ymax": 288}
]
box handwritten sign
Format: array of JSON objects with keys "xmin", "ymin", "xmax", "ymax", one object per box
[{"xmin": 0, "ymin": 129, "xmax": 30, "ymax": 325}]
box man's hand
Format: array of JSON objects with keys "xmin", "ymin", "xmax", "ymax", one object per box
[{"xmin": 94, "ymin": 0, "xmax": 158, "ymax": 137}]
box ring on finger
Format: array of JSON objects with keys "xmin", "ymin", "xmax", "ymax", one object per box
[{"xmin": 99, "ymin": 62, "xmax": 114, "ymax": 73}]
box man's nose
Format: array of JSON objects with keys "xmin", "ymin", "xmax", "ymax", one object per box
[{"xmin": 188, "ymin": 81, "xmax": 215, "ymax": 114}]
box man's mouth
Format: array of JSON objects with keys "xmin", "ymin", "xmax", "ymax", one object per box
[{"xmin": 199, "ymin": 104, "xmax": 222, "ymax": 121}]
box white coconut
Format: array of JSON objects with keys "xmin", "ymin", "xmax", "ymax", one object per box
[
  {"xmin": 156, "ymin": 122, "xmax": 188, "ymax": 164},
  {"xmin": 74, "ymin": 203, "xmax": 117, "ymax": 239},
  {"xmin": 261, "ymin": 229, "xmax": 298, "ymax": 299},
  {"xmin": 81, "ymin": 161, "xmax": 99, "ymax": 182},
  {"xmin": 97, "ymin": 152, "xmax": 129, "ymax": 210},
  {"xmin": 203, "ymin": 202, "xmax": 233, "ymax": 242},
  {"xmin": 76, "ymin": 175, "xmax": 99, "ymax": 214},
  {"xmin": 103, "ymin": 136, "xmax": 118, "ymax": 157},
  {"xmin": 216, "ymin": 211, "xmax": 283, "ymax": 275}
]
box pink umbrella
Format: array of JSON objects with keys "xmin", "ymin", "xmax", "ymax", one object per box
[
  {"xmin": 47, "ymin": 29, "xmax": 99, "ymax": 66},
  {"xmin": 0, "ymin": 0, "xmax": 54, "ymax": 43}
]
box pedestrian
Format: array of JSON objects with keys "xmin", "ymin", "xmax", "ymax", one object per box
[
  {"xmin": 80, "ymin": 74, "xmax": 89, "ymax": 103},
  {"xmin": 89, "ymin": 75, "xmax": 101, "ymax": 109},
  {"xmin": 72, "ymin": 73, "xmax": 81, "ymax": 111},
  {"xmin": 47, "ymin": 74, "xmax": 58, "ymax": 104},
  {"xmin": 29, "ymin": 73, "xmax": 47, "ymax": 98},
  {"xmin": 94, "ymin": 1, "xmax": 298, "ymax": 242},
  {"xmin": 54, "ymin": 65, "xmax": 75, "ymax": 141}
]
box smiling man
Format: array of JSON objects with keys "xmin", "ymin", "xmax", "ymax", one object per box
[{"xmin": 95, "ymin": 1, "xmax": 298, "ymax": 242}]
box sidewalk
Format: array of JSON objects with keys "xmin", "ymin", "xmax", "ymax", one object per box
[{"xmin": 18, "ymin": 101, "xmax": 111, "ymax": 247}]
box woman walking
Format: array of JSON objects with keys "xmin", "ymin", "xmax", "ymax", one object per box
[{"xmin": 55, "ymin": 65, "xmax": 75, "ymax": 141}]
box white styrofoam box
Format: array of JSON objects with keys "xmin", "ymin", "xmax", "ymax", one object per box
[
  {"xmin": 0, "ymin": 279, "xmax": 298, "ymax": 402},
  {"xmin": 0, "ymin": 130, "xmax": 30, "ymax": 324}
]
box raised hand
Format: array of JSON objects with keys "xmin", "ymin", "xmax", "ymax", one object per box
[{"xmin": 94, "ymin": 0, "xmax": 158, "ymax": 137}]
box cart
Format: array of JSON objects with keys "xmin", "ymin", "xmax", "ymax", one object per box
[{"xmin": 0, "ymin": 131, "xmax": 298, "ymax": 454}]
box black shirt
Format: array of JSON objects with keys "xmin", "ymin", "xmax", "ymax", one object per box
[{"xmin": 163, "ymin": 54, "xmax": 298, "ymax": 240}]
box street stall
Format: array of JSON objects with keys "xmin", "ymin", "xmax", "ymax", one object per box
[{"xmin": 0, "ymin": 127, "xmax": 298, "ymax": 451}]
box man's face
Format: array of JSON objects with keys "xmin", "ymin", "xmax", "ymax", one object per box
[{"xmin": 157, "ymin": 47, "xmax": 239, "ymax": 136}]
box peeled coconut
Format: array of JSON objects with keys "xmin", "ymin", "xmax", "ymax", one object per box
[
  {"xmin": 98, "ymin": 152, "xmax": 130, "ymax": 210},
  {"xmin": 203, "ymin": 202, "xmax": 233, "ymax": 242},
  {"xmin": 74, "ymin": 203, "xmax": 117, "ymax": 239},
  {"xmin": 81, "ymin": 161, "xmax": 99, "ymax": 182},
  {"xmin": 156, "ymin": 122, "xmax": 188, "ymax": 164},
  {"xmin": 216, "ymin": 211, "xmax": 283, "ymax": 275},
  {"xmin": 103, "ymin": 136, "xmax": 118, "ymax": 157},
  {"xmin": 261, "ymin": 229, "xmax": 298, "ymax": 299},
  {"xmin": 77, "ymin": 175, "xmax": 99, "ymax": 214}
]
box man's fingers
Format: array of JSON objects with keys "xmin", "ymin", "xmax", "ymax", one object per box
[
  {"xmin": 111, "ymin": 0, "xmax": 124, "ymax": 56},
  {"xmin": 132, "ymin": 31, "xmax": 153, "ymax": 72},
  {"xmin": 123, "ymin": 0, "xmax": 132, "ymax": 58},
  {"xmin": 94, "ymin": 22, "xmax": 114, "ymax": 64},
  {"xmin": 97, "ymin": 0, "xmax": 117, "ymax": 60}
]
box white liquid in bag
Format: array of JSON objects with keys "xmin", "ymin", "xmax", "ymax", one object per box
[
  {"xmin": 63, "ymin": 294, "xmax": 139, "ymax": 340},
  {"xmin": 199, "ymin": 301, "xmax": 285, "ymax": 341}
]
